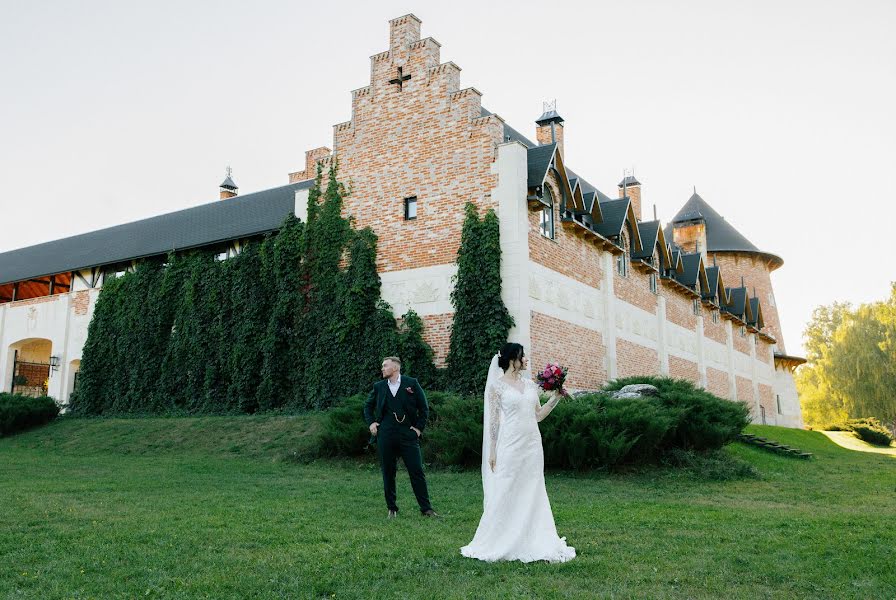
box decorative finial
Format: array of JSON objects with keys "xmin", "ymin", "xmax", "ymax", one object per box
[
  {"xmin": 226, "ymin": 165, "xmax": 233, "ymax": 178},
  {"xmin": 543, "ymin": 99, "xmax": 557, "ymax": 113}
]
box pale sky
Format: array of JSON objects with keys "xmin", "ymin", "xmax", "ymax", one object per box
[{"xmin": 1, "ymin": 0, "xmax": 894, "ymax": 356}]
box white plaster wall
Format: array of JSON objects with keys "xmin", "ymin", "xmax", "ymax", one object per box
[
  {"xmin": 774, "ymin": 367, "xmax": 804, "ymax": 428},
  {"xmin": 0, "ymin": 290, "xmax": 99, "ymax": 404},
  {"xmin": 493, "ymin": 141, "xmax": 532, "ymax": 351}
]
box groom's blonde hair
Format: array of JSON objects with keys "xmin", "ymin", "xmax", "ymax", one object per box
[{"xmin": 384, "ymin": 356, "xmax": 402, "ymax": 368}]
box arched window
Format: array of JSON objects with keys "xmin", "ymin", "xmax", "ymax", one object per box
[
  {"xmin": 616, "ymin": 229, "xmax": 629, "ymax": 277},
  {"xmin": 540, "ymin": 186, "xmax": 555, "ymax": 239}
]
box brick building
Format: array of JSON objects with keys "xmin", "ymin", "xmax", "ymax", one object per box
[{"xmin": 0, "ymin": 14, "xmax": 804, "ymax": 426}]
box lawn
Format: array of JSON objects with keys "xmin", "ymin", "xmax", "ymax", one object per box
[{"xmin": 1, "ymin": 417, "xmax": 894, "ymax": 599}]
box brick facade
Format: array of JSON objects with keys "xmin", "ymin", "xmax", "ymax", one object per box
[
  {"xmin": 669, "ymin": 355, "xmax": 699, "ymax": 381},
  {"xmin": 706, "ymin": 367, "xmax": 729, "ymax": 398},
  {"xmin": 530, "ymin": 312, "xmax": 606, "ymax": 390},
  {"xmin": 709, "ymin": 252, "xmax": 786, "ymax": 353},
  {"xmin": 528, "ymin": 175, "xmax": 604, "ymax": 290},
  {"xmin": 616, "ymin": 338, "xmax": 660, "ymax": 379}
]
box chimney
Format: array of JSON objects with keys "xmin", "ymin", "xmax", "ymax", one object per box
[
  {"xmin": 618, "ymin": 174, "xmax": 642, "ymax": 222},
  {"xmin": 672, "ymin": 211, "xmax": 707, "ymax": 260},
  {"xmin": 288, "ymin": 146, "xmax": 331, "ymax": 183},
  {"xmin": 535, "ymin": 101, "xmax": 564, "ymax": 158},
  {"xmin": 219, "ymin": 167, "xmax": 238, "ymax": 200}
]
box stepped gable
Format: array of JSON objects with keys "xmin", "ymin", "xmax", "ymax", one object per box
[{"xmin": 665, "ymin": 192, "xmax": 783, "ymax": 269}]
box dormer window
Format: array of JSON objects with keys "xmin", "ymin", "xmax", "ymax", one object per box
[{"xmin": 539, "ymin": 186, "xmax": 555, "ymax": 239}]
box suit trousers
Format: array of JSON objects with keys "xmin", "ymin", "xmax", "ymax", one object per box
[{"xmin": 377, "ymin": 423, "xmax": 432, "ymax": 513}]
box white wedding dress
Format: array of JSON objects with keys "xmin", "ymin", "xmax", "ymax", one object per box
[{"xmin": 460, "ymin": 356, "xmax": 576, "ymax": 563}]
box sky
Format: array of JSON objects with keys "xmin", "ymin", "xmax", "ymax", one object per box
[{"xmin": 1, "ymin": 0, "xmax": 894, "ymax": 356}]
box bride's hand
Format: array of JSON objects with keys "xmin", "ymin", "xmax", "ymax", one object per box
[{"xmin": 489, "ymin": 456, "xmax": 496, "ymax": 472}]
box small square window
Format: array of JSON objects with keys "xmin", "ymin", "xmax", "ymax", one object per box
[{"xmin": 404, "ymin": 197, "xmax": 417, "ymax": 220}]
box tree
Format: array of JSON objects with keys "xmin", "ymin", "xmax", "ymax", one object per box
[
  {"xmin": 446, "ymin": 203, "xmax": 514, "ymax": 395},
  {"xmin": 397, "ymin": 309, "xmax": 437, "ymax": 389},
  {"xmin": 798, "ymin": 283, "xmax": 896, "ymax": 434}
]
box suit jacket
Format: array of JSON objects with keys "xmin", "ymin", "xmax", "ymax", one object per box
[{"xmin": 363, "ymin": 375, "xmax": 429, "ymax": 433}]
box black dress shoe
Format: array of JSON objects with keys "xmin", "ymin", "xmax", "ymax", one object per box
[
  {"xmin": 387, "ymin": 510, "xmax": 398, "ymax": 519},
  {"xmin": 421, "ymin": 509, "xmax": 439, "ymax": 517}
]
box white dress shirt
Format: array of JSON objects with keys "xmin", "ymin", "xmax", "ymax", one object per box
[{"xmin": 387, "ymin": 377, "xmax": 401, "ymax": 397}]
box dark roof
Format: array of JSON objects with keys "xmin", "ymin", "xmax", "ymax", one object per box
[
  {"xmin": 721, "ymin": 286, "xmax": 748, "ymax": 320},
  {"xmin": 618, "ymin": 175, "xmax": 640, "ymax": 187},
  {"xmin": 748, "ymin": 297, "xmax": 763, "ymax": 328},
  {"xmin": 593, "ymin": 198, "xmax": 630, "ymax": 240},
  {"xmin": 704, "ymin": 265, "xmax": 721, "ymax": 300},
  {"xmin": 220, "ymin": 175, "xmax": 238, "ymax": 190},
  {"xmin": 0, "ymin": 181, "xmax": 313, "ymax": 285},
  {"xmin": 632, "ymin": 220, "xmax": 660, "ymax": 260},
  {"xmin": 535, "ymin": 109, "xmax": 564, "ymax": 125},
  {"xmin": 665, "ymin": 192, "xmax": 783, "ymax": 268},
  {"xmin": 674, "ymin": 252, "xmax": 703, "ymax": 289},
  {"xmin": 526, "ymin": 143, "xmax": 557, "ymax": 189},
  {"xmin": 481, "ymin": 107, "xmax": 614, "ymax": 203}
]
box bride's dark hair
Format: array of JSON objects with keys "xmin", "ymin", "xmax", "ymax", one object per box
[{"xmin": 498, "ymin": 343, "xmax": 525, "ymax": 372}]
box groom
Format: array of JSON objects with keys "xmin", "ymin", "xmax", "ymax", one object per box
[{"xmin": 364, "ymin": 356, "xmax": 437, "ymax": 518}]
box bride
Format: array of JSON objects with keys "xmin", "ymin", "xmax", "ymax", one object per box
[{"xmin": 460, "ymin": 343, "xmax": 576, "ymax": 563}]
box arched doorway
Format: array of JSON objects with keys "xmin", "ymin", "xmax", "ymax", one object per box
[
  {"xmin": 66, "ymin": 359, "xmax": 81, "ymax": 406},
  {"xmin": 8, "ymin": 338, "xmax": 52, "ymax": 397}
]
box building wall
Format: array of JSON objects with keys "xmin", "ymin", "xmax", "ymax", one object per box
[
  {"xmin": 0, "ymin": 287, "xmax": 98, "ymax": 404},
  {"xmin": 709, "ymin": 252, "xmax": 786, "ymax": 353}
]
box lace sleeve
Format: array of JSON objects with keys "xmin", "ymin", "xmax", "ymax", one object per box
[
  {"xmin": 534, "ymin": 385, "xmax": 560, "ymax": 423},
  {"xmin": 487, "ymin": 383, "xmax": 502, "ymax": 462}
]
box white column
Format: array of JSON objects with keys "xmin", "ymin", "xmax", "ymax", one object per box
[
  {"xmin": 749, "ymin": 333, "xmax": 761, "ymax": 422},
  {"xmin": 0, "ymin": 304, "xmax": 7, "ymax": 392},
  {"xmin": 494, "ymin": 141, "xmax": 532, "ymax": 352},
  {"xmin": 725, "ymin": 321, "xmax": 737, "ymax": 402},
  {"xmin": 57, "ymin": 294, "xmax": 75, "ymax": 404},
  {"xmin": 696, "ymin": 315, "xmax": 708, "ymax": 388},
  {"xmin": 603, "ymin": 254, "xmax": 617, "ymax": 379},
  {"xmin": 657, "ymin": 295, "xmax": 669, "ymax": 375}
]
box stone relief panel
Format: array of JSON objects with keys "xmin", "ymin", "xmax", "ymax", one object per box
[{"xmin": 528, "ymin": 266, "xmax": 604, "ymax": 332}]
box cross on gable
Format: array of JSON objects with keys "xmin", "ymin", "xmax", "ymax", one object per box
[{"xmin": 388, "ymin": 66, "xmax": 411, "ymax": 91}]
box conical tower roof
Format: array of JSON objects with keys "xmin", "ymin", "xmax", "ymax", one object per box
[{"xmin": 665, "ymin": 192, "xmax": 783, "ymax": 269}]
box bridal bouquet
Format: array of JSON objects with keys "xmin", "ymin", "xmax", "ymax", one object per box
[{"xmin": 536, "ymin": 363, "xmax": 569, "ymax": 397}]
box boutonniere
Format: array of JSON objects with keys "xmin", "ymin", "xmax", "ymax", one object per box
[{"xmin": 405, "ymin": 386, "xmax": 415, "ymax": 395}]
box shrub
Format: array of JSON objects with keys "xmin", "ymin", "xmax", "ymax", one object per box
[
  {"xmin": 0, "ymin": 393, "xmax": 60, "ymax": 436},
  {"xmin": 319, "ymin": 377, "xmax": 752, "ymax": 472},
  {"xmin": 846, "ymin": 417, "xmax": 894, "ymax": 446},
  {"xmin": 603, "ymin": 376, "xmax": 751, "ymax": 452}
]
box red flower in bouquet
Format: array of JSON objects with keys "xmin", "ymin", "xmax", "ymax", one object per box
[{"xmin": 536, "ymin": 363, "xmax": 569, "ymax": 397}]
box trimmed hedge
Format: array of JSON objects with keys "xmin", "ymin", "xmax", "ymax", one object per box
[
  {"xmin": 0, "ymin": 393, "xmax": 60, "ymax": 436},
  {"xmin": 846, "ymin": 417, "xmax": 894, "ymax": 446},
  {"xmin": 320, "ymin": 377, "xmax": 751, "ymax": 470}
]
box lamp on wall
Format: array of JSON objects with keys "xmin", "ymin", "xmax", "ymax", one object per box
[{"xmin": 49, "ymin": 356, "xmax": 60, "ymax": 372}]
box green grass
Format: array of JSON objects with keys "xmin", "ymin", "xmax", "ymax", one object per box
[{"xmin": 1, "ymin": 418, "xmax": 894, "ymax": 599}]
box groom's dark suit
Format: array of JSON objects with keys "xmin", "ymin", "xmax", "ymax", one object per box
[{"xmin": 363, "ymin": 375, "xmax": 432, "ymax": 514}]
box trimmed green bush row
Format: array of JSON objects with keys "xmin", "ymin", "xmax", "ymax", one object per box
[
  {"xmin": 0, "ymin": 393, "xmax": 60, "ymax": 436},
  {"xmin": 320, "ymin": 377, "xmax": 751, "ymax": 470},
  {"xmin": 846, "ymin": 417, "xmax": 894, "ymax": 446}
]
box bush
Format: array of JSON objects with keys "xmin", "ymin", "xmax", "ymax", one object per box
[
  {"xmin": 846, "ymin": 417, "xmax": 894, "ymax": 446},
  {"xmin": 0, "ymin": 393, "xmax": 60, "ymax": 436},
  {"xmin": 319, "ymin": 377, "xmax": 752, "ymax": 472}
]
